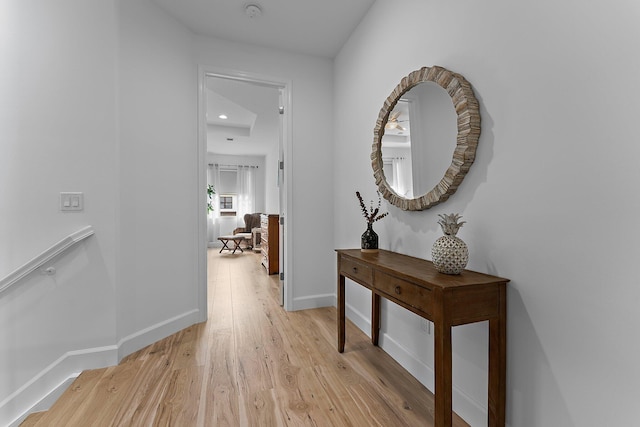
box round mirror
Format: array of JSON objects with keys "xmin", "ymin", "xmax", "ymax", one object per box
[{"xmin": 371, "ymin": 66, "xmax": 480, "ymax": 211}]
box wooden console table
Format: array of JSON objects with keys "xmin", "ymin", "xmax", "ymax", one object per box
[{"xmin": 336, "ymin": 249, "xmax": 509, "ymax": 427}]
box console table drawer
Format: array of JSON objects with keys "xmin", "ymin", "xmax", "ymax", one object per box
[
  {"xmin": 340, "ymin": 257, "xmax": 373, "ymax": 286},
  {"xmin": 374, "ymin": 271, "xmax": 433, "ymax": 315}
]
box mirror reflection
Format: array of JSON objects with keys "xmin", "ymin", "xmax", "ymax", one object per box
[
  {"xmin": 372, "ymin": 65, "xmax": 480, "ymax": 211},
  {"xmin": 381, "ymin": 82, "xmax": 457, "ymax": 199}
]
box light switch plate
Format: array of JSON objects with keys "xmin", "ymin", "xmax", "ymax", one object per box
[{"xmin": 60, "ymin": 192, "xmax": 84, "ymax": 212}]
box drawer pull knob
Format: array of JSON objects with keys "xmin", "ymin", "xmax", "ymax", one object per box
[
  {"xmin": 395, "ymin": 286, "xmax": 401, "ymax": 295},
  {"xmin": 352, "ymin": 267, "xmax": 358, "ymax": 273}
]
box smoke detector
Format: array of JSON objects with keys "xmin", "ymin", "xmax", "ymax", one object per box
[{"xmin": 245, "ymin": 4, "xmax": 263, "ymax": 19}]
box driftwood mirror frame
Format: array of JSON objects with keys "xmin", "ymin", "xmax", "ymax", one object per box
[{"xmin": 371, "ymin": 66, "xmax": 481, "ymax": 211}]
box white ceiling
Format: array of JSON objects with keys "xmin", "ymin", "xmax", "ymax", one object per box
[
  {"xmin": 154, "ymin": 0, "xmax": 376, "ymax": 156},
  {"xmin": 151, "ymin": 0, "xmax": 376, "ymax": 58},
  {"xmin": 206, "ymin": 76, "xmax": 280, "ymax": 156}
]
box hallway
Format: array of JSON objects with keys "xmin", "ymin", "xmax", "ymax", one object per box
[{"xmin": 22, "ymin": 250, "xmax": 467, "ymax": 426}]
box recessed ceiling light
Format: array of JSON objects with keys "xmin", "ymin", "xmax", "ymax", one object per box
[
  {"xmin": 245, "ymin": 4, "xmax": 262, "ymax": 19},
  {"xmin": 218, "ymin": 114, "xmax": 228, "ymax": 119}
]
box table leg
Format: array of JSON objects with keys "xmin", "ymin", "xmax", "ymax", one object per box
[
  {"xmin": 232, "ymin": 239, "xmax": 244, "ymax": 254},
  {"xmin": 219, "ymin": 240, "xmax": 229, "ymax": 253},
  {"xmin": 338, "ymin": 274, "xmax": 345, "ymax": 353},
  {"xmin": 434, "ymin": 321, "xmax": 453, "ymax": 427},
  {"xmin": 371, "ymin": 292, "xmax": 380, "ymax": 346},
  {"xmin": 488, "ymin": 285, "xmax": 507, "ymax": 426}
]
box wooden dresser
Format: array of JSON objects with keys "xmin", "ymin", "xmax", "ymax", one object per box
[
  {"xmin": 260, "ymin": 214, "xmax": 279, "ymax": 275},
  {"xmin": 336, "ymin": 249, "xmax": 509, "ymax": 427}
]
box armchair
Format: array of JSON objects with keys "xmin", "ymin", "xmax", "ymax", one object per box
[{"xmin": 233, "ymin": 213, "xmax": 262, "ymax": 249}]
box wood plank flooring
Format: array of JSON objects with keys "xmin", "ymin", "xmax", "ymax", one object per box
[{"xmin": 23, "ymin": 249, "xmax": 470, "ymax": 426}]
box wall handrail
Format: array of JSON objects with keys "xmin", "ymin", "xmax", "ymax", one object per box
[{"xmin": 0, "ymin": 226, "xmax": 95, "ymax": 294}]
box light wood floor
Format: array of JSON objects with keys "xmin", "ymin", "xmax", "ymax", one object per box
[{"xmin": 22, "ymin": 249, "xmax": 469, "ymax": 426}]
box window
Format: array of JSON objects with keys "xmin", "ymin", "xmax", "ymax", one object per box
[
  {"xmin": 219, "ymin": 194, "xmax": 237, "ymax": 217},
  {"xmin": 220, "ymin": 196, "xmax": 233, "ymax": 210}
]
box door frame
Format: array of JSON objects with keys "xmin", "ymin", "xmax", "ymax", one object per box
[{"xmin": 196, "ymin": 65, "xmax": 293, "ymax": 320}]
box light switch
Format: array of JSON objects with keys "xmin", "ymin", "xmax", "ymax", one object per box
[{"xmin": 60, "ymin": 192, "xmax": 84, "ymax": 212}]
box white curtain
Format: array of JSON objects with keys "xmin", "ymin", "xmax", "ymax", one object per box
[
  {"xmin": 236, "ymin": 165, "xmax": 256, "ymax": 229},
  {"xmin": 207, "ymin": 164, "xmax": 220, "ymax": 244},
  {"xmin": 392, "ymin": 157, "xmax": 413, "ymax": 198}
]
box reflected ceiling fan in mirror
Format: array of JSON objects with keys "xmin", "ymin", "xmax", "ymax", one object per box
[{"xmin": 384, "ymin": 111, "xmax": 407, "ymax": 132}]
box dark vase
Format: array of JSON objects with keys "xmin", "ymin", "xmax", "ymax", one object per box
[{"xmin": 361, "ymin": 223, "xmax": 379, "ymax": 252}]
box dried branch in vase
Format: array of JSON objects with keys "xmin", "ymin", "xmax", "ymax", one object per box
[{"xmin": 356, "ymin": 191, "xmax": 388, "ymax": 224}]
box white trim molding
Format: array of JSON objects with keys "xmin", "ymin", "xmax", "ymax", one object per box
[
  {"xmin": 2, "ymin": 309, "xmax": 201, "ymax": 427},
  {"xmin": 2, "ymin": 345, "xmax": 117, "ymax": 427},
  {"xmin": 116, "ymin": 309, "xmax": 201, "ymax": 360},
  {"xmin": 292, "ymin": 293, "xmax": 336, "ymax": 311}
]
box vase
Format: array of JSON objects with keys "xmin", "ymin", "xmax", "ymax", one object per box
[
  {"xmin": 432, "ymin": 213, "xmax": 468, "ymax": 274},
  {"xmin": 361, "ymin": 223, "xmax": 379, "ymax": 253}
]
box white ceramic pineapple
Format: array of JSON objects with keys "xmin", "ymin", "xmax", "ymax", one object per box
[{"xmin": 432, "ymin": 213, "xmax": 468, "ymax": 275}]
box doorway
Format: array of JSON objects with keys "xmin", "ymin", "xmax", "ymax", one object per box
[{"xmin": 197, "ymin": 66, "xmax": 292, "ymax": 320}]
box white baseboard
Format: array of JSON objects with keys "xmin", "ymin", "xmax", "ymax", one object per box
[
  {"xmin": 345, "ymin": 302, "xmax": 488, "ymax": 427},
  {"xmin": 3, "ymin": 345, "xmax": 117, "ymax": 427},
  {"xmin": 345, "ymin": 302, "xmax": 371, "ymax": 335},
  {"xmin": 4, "ymin": 302, "xmax": 487, "ymax": 427},
  {"xmin": 2, "ymin": 309, "xmax": 202, "ymax": 427},
  {"xmin": 116, "ymin": 309, "xmax": 201, "ymax": 360},
  {"xmin": 29, "ymin": 377, "xmax": 76, "ymax": 414},
  {"xmin": 292, "ymin": 293, "xmax": 336, "ymax": 311}
]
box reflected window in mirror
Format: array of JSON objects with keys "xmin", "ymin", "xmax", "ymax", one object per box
[
  {"xmin": 382, "ymin": 156, "xmax": 413, "ymax": 198},
  {"xmin": 382, "ymin": 99, "xmax": 414, "ymax": 198},
  {"xmin": 381, "ymin": 86, "xmax": 457, "ymax": 199}
]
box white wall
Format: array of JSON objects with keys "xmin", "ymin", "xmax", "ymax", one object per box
[
  {"xmin": 195, "ymin": 37, "xmax": 336, "ymax": 309},
  {"xmin": 334, "ymin": 1, "xmax": 640, "ymax": 426},
  {"xmin": 0, "ymin": 0, "xmax": 337, "ymax": 423},
  {"xmin": 2, "ymin": 2, "xmax": 337, "ymax": 421},
  {"xmin": 117, "ymin": 0, "xmax": 200, "ymax": 353},
  {"xmin": 0, "ymin": 0, "xmax": 118, "ymax": 424}
]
